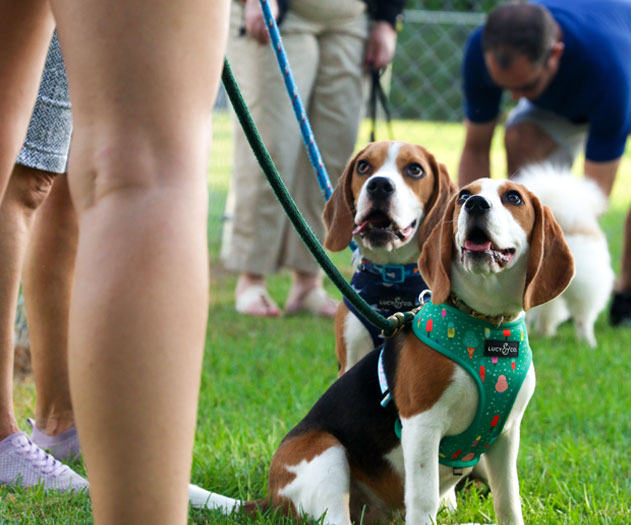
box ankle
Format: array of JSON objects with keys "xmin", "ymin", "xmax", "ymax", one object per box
[
  {"xmin": 0, "ymin": 422, "xmax": 20, "ymax": 443},
  {"xmin": 236, "ymin": 273, "xmax": 266, "ymax": 296},
  {"xmin": 34, "ymin": 412, "xmax": 75, "ymax": 437},
  {"xmin": 290, "ymin": 271, "xmax": 322, "ymax": 293}
]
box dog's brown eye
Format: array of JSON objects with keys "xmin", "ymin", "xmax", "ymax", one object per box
[
  {"xmin": 405, "ymin": 162, "xmax": 425, "ymax": 179},
  {"xmin": 502, "ymin": 190, "xmax": 523, "ymax": 206},
  {"xmin": 356, "ymin": 160, "xmax": 371, "ymax": 175},
  {"xmin": 457, "ymin": 190, "xmax": 471, "ymax": 204}
]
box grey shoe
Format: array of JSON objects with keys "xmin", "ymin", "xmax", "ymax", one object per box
[{"xmin": 0, "ymin": 432, "xmax": 88, "ymax": 491}]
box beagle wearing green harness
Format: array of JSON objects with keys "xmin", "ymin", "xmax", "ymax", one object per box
[{"xmin": 255, "ymin": 178, "xmax": 574, "ymax": 524}]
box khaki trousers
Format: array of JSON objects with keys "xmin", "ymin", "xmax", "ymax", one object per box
[{"xmin": 221, "ymin": 0, "xmax": 369, "ymax": 275}]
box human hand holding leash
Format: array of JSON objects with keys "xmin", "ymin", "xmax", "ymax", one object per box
[
  {"xmin": 244, "ymin": 0, "xmax": 279, "ymax": 44},
  {"xmin": 365, "ymin": 21, "xmax": 397, "ymax": 70}
]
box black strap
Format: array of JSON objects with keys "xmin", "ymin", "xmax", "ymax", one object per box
[{"xmin": 369, "ymin": 67, "xmax": 394, "ymax": 142}]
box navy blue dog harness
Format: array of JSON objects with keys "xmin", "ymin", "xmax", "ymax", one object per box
[{"xmin": 343, "ymin": 258, "xmax": 428, "ymax": 347}]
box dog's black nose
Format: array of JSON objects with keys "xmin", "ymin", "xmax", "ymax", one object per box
[
  {"xmin": 366, "ymin": 176, "xmax": 395, "ymax": 199},
  {"xmin": 464, "ymin": 195, "xmax": 491, "ymax": 216}
]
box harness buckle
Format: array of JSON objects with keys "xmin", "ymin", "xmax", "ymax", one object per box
[{"xmin": 381, "ymin": 265, "xmax": 405, "ymax": 284}]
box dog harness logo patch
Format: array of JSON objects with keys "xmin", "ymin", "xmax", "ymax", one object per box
[{"xmin": 411, "ymin": 301, "xmax": 531, "ymax": 468}]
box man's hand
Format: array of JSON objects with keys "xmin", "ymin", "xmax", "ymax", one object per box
[
  {"xmin": 365, "ymin": 22, "xmax": 397, "ymax": 70},
  {"xmin": 244, "ymin": 0, "xmax": 279, "ymax": 45}
]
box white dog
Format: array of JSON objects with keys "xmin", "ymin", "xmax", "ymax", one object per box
[{"xmin": 514, "ymin": 164, "xmax": 614, "ymax": 347}]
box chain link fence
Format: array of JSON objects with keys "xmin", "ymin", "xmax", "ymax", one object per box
[{"xmin": 391, "ymin": 9, "xmax": 486, "ymax": 122}]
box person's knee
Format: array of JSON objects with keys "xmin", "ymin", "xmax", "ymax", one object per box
[
  {"xmin": 68, "ymin": 130, "xmax": 209, "ymax": 215},
  {"xmin": 10, "ymin": 164, "xmax": 55, "ymax": 211}
]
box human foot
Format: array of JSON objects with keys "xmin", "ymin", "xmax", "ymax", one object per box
[
  {"xmin": 235, "ymin": 285, "xmax": 282, "ymax": 317},
  {"xmin": 285, "ymin": 287, "xmax": 338, "ymax": 318}
]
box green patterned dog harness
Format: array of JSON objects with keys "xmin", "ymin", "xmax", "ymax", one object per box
[{"xmin": 410, "ymin": 301, "xmax": 532, "ymax": 468}]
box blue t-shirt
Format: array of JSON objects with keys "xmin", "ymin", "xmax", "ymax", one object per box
[{"xmin": 462, "ymin": 0, "xmax": 631, "ymax": 162}]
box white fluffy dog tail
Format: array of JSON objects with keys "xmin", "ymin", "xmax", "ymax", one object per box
[{"xmin": 513, "ymin": 163, "xmax": 609, "ymax": 231}]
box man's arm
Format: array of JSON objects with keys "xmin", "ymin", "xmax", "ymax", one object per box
[
  {"xmin": 458, "ymin": 118, "xmax": 497, "ymax": 186},
  {"xmin": 584, "ymin": 158, "xmax": 621, "ymax": 198}
]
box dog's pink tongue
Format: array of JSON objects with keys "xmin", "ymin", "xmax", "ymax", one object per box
[
  {"xmin": 465, "ymin": 240, "xmax": 492, "ymax": 252},
  {"xmin": 352, "ymin": 222, "xmax": 368, "ymax": 235}
]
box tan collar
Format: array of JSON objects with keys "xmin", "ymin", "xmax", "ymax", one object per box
[{"xmin": 449, "ymin": 293, "xmax": 521, "ymax": 328}]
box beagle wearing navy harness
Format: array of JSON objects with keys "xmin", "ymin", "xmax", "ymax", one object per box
[
  {"xmin": 323, "ymin": 141, "xmax": 456, "ymax": 375},
  {"xmin": 259, "ymin": 178, "xmax": 574, "ymax": 524}
]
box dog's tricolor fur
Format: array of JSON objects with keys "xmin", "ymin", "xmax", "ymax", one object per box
[
  {"xmin": 256, "ymin": 178, "xmax": 574, "ymax": 524},
  {"xmin": 514, "ymin": 164, "xmax": 614, "ymax": 347},
  {"xmin": 323, "ymin": 141, "xmax": 456, "ymax": 375}
]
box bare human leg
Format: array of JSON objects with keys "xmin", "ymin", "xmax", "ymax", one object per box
[
  {"xmin": 504, "ymin": 121, "xmax": 558, "ymax": 176},
  {"xmin": 23, "ymin": 173, "xmax": 78, "ymax": 448},
  {"xmin": 50, "ymin": 0, "xmax": 229, "ymax": 522},
  {"xmin": 0, "ymin": 165, "xmax": 54, "ymax": 440},
  {"xmin": 0, "ymin": 0, "xmax": 55, "ymax": 445},
  {"xmin": 0, "ymin": 163, "xmax": 86, "ymax": 490},
  {"xmin": 0, "ymin": 0, "xmax": 54, "ymax": 203}
]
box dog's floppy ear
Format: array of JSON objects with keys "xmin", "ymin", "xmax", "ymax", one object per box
[
  {"xmin": 418, "ymin": 193, "xmax": 457, "ymax": 305},
  {"xmin": 416, "ymin": 148, "xmax": 458, "ymax": 251},
  {"xmin": 522, "ymin": 193, "xmax": 575, "ymax": 311},
  {"xmin": 322, "ymin": 146, "xmax": 368, "ymax": 252}
]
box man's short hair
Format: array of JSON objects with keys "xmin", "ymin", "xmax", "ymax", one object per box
[{"xmin": 482, "ymin": 2, "xmax": 558, "ymax": 68}]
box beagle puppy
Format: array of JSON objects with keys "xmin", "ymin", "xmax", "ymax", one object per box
[
  {"xmin": 323, "ymin": 141, "xmax": 456, "ymax": 375},
  {"xmin": 255, "ymin": 178, "xmax": 574, "ymax": 524}
]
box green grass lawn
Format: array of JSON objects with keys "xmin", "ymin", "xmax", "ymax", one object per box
[{"xmin": 2, "ymin": 115, "xmax": 630, "ymax": 524}]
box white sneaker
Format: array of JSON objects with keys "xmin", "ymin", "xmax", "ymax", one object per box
[{"xmin": 0, "ymin": 432, "xmax": 88, "ymax": 491}]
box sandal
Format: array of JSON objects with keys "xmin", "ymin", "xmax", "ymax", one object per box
[
  {"xmin": 285, "ymin": 287, "xmax": 338, "ymax": 318},
  {"xmin": 235, "ymin": 284, "xmax": 282, "ymax": 317}
]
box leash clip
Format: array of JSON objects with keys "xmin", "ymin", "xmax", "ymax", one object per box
[
  {"xmin": 381, "ymin": 302, "xmax": 425, "ymax": 339},
  {"xmin": 382, "ymin": 311, "xmax": 408, "ymax": 339},
  {"xmin": 380, "ymin": 287, "xmax": 430, "ymax": 339},
  {"xmin": 418, "ymin": 289, "xmax": 432, "ymax": 306}
]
